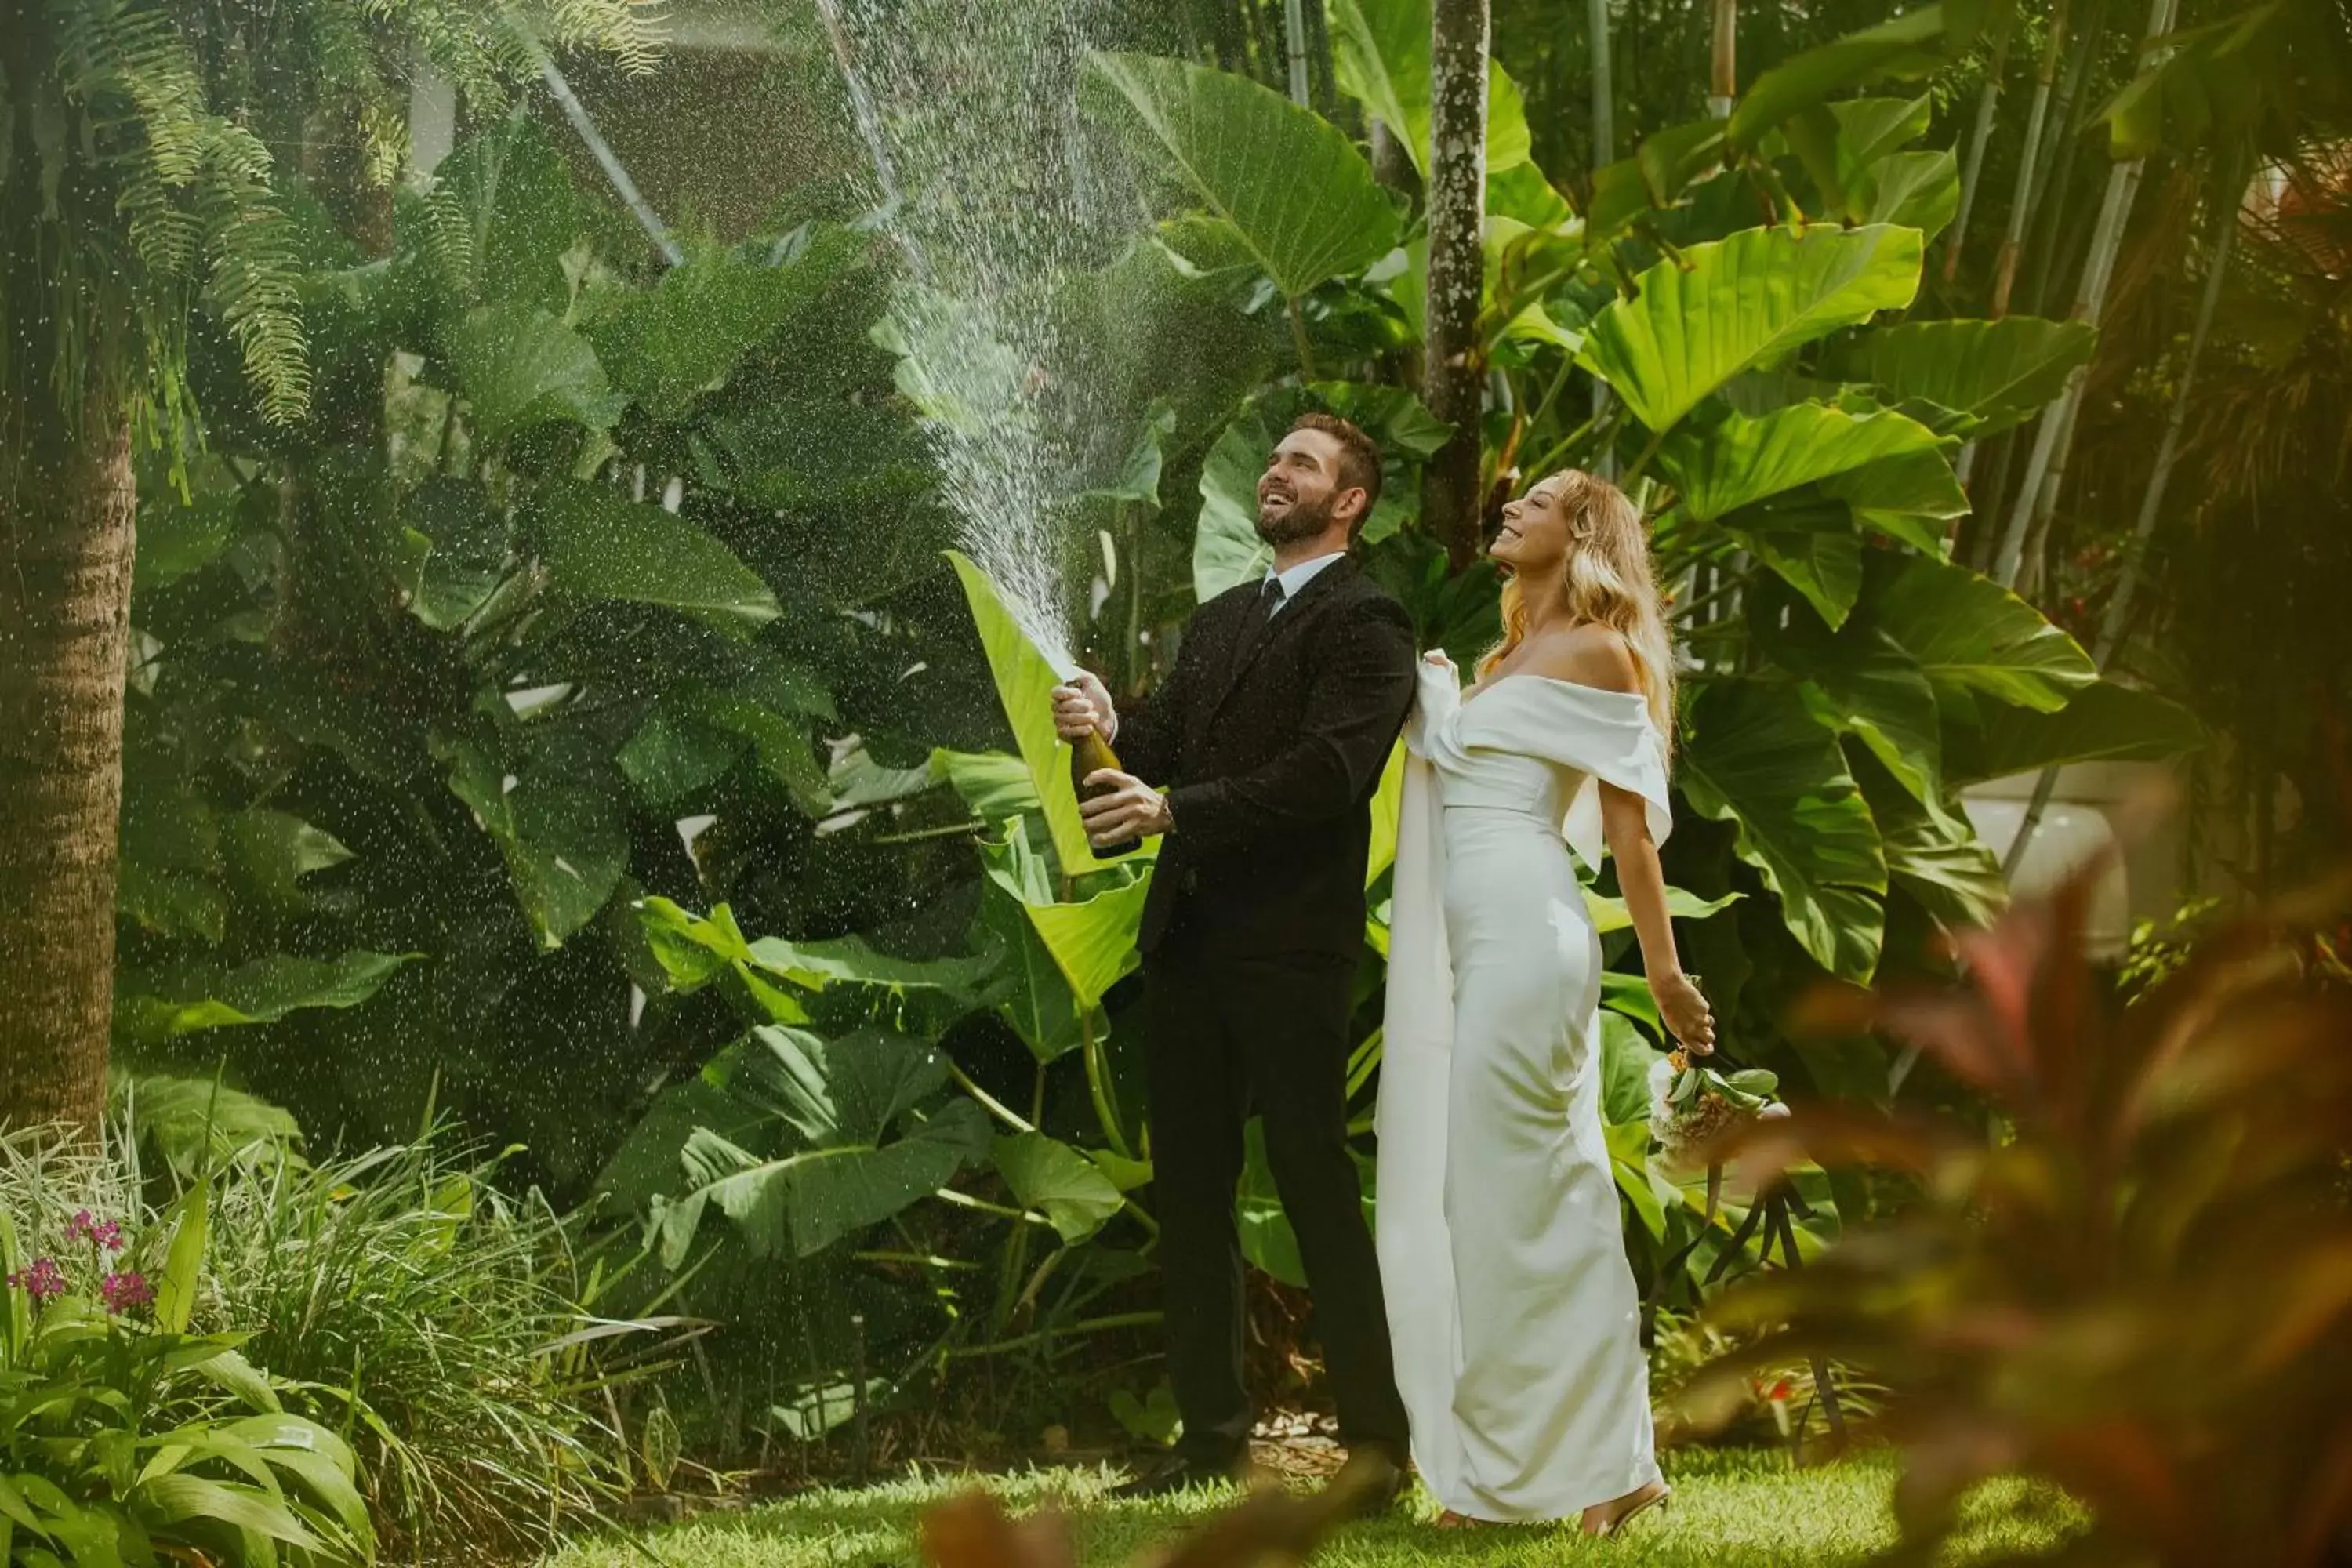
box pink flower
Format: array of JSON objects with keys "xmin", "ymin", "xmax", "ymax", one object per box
[
  {"xmin": 64, "ymin": 1212, "xmax": 125, "ymax": 1253},
  {"xmin": 99, "ymin": 1272, "xmax": 154, "ymax": 1316},
  {"xmin": 8, "ymin": 1258, "xmax": 67, "ymax": 1303}
]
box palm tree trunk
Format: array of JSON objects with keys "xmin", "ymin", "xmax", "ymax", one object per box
[
  {"xmin": 0, "ymin": 387, "xmax": 136, "ymax": 1134},
  {"xmin": 1423, "ymin": 0, "xmax": 1491, "ymax": 571}
]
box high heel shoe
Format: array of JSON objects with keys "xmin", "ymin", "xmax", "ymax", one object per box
[{"xmin": 1584, "ymin": 1483, "xmax": 1671, "ymax": 1538}]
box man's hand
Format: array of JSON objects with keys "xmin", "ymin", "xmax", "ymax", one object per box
[
  {"xmin": 1052, "ymin": 672, "xmax": 1116, "ymax": 742},
  {"xmin": 1080, "ymin": 770, "xmax": 1171, "ymax": 845}
]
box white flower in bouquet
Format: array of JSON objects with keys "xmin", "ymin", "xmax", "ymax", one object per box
[{"xmin": 1647, "ymin": 1051, "xmax": 1788, "ymax": 1177}]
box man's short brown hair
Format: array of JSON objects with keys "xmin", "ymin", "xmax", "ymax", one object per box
[{"xmin": 1290, "ymin": 412, "xmax": 1384, "ymax": 535}]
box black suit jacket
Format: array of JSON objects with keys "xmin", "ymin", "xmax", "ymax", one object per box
[{"xmin": 1116, "ymin": 557, "xmax": 1417, "ymax": 961}]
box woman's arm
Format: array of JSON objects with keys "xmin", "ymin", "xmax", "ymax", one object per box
[{"xmin": 1599, "ymin": 783, "xmax": 1715, "ymax": 1054}]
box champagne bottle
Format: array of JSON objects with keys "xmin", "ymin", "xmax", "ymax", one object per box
[{"xmin": 1070, "ymin": 724, "xmax": 1142, "ymax": 858}]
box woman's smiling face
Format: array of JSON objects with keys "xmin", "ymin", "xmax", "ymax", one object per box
[{"xmin": 1489, "ymin": 475, "xmax": 1571, "ymax": 572}]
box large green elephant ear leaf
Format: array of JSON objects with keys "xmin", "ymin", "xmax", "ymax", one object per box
[
  {"xmin": 982, "ymin": 829, "xmax": 1152, "ymax": 1013},
  {"xmin": 658, "ymin": 1026, "xmax": 991, "ymax": 1264},
  {"xmin": 1677, "ymin": 679, "xmax": 1888, "ymax": 982},
  {"xmin": 949, "ymin": 552, "xmax": 1117, "ymax": 877},
  {"xmin": 1725, "ymin": 6, "xmax": 1952, "ymax": 151},
  {"xmin": 116, "ymin": 952, "xmax": 416, "ymax": 1044},
  {"xmin": 1851, "ymin": 750, "xmax": 2008, "ymax": 933},
  {"xmin": 1661, "ymin": 405, "xmax": 1947, "ymax": 523},
  {"xmin": 1862, "ymin": 553, "xmax": 2096, "ymax": 713},
  {"xmin": 994, "ymin": 1132, "xmax": 1125, "ymax": 1244},
  {"xmin": 1083, "ymin": 51, "xmax": 1402, "ymax": 299},
  {"xmin": 1580, "ymin": 224, "xmax": 1924, "ymax": 434},
  {"xmin": 1946, "ymin": 679, "xmax": 2205, "ymax": 785},
  {"xmin": 528, "ymin": 481, "xmax": 781, "ymax": 637},
  {"xmin": 1327, "ymin": 0, "xmax": 1534, "ymax": 178},
  {"xmin": 1828, "ymin": 317, "xmax": 2097, "ymax": 435}
]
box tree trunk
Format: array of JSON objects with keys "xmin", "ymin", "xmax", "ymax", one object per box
[
  {"xmin": 0, "ymin": 388, "xmax": 136, "ymax": 1134},
  {"xmin": 1422, "ymin": 0, "xmax": 1490, "ymax": 572}
]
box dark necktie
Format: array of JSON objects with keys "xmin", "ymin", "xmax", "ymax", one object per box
[{"xmin": 1232, "ymin": 575, "xmax": 1286, "ymax": 670}]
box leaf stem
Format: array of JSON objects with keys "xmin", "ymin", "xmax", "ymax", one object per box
[
  {"xmin": 1080, "ymin": 1008, "xmax": 1134, "ymax": 1160},
  {"xmin": 1286, "ymin": 295, "xmax": 1319, "ymax": 381},
  {"xmin": 948, "ymin": 1065, "xmax": 1033, "ymax": 1134},
  {"xmin": 946, "ymin": 1311, "xmax": 1163, "ymax": 1360}
]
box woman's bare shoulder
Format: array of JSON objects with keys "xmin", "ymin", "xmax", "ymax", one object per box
[{"xmin": 1520, "ymin": 623, "xmax": 1639, "ymax": 694}]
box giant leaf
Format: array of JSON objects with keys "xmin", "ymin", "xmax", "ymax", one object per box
[
  {"xmin": 994, "ymin": 1132, "xmax": 1125, "ymax": 1244},
  {"xmin": 1721, "ymin": 496, "xmax": 1865, "ymax": 628},
  {"xmin": 1853, "ymin": 749, "xmax": 2007, "ymax": 931},
  {"xmin": 399, "ymin": 478, "xmax": 513, "ymax": 630},
  {"xmin": 1580, "ymin": 225, "xmax": 1924, "ymax": 434},
  {"xmin": 445, "ymin": 304, "xmax": 626, "ymax": 445},
  {"xmin": 652, "ymin": 1025, "xmax": 991, "ymax": 1264},
  {"xmin": 1083, "ymin": 52, "xmax": 1402, "ymax": 299},
  {"xmin": 118, "ymin": 952, "xmax": 416, "ymax": 1043},
  {"xmin": 664, "ymin": 1101, "xmax": 989, "ymax": 1264},
  {"xmin": 587, "ymin": 228, "xmax": 862, "ymax": 418},
  {"xmin": 1327, "ymin": 0, "xmax": 1534, "ymax": 177},
  {"xmin": 1726, "ymin": 6, "xmax": 1953, "ymax": 150},
  {"xmin": 1947, "ymin": 679, "xmax": 2205, "ymax": 784},
  {"xmin": 949, "ymin": 551, "xmax": 1120, "ymax": 876},
  {"xmin": 1661, "ymin": 405, "xmax": 1947, "ymax": 523},
  {"xmin": 983, "ymin": 829, "xmax": 1153, "ymax": 1012},
  {"xmin": 1864, "ymin": 552, "xmax": 2096, "ymax": 712},
  {"xmin": 446, "ymin": 744, "xmax": 630, "ymax": 947},
  {"xmin": 1678, "ymin": 680, "xmax": 1887, "ymax": 981},
  {"xmin": 1828, "ymin": 318, "xmax": 2098, "ymax": 434},
  {"xmin": 530, "ymin": 481, "xmax": 781, "ymax": 637},
  {"xmin": 1860, "ymin": 150, "xmax": 1962, "ymax": 238}
]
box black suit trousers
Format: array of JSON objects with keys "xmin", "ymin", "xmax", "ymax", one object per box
[{"xmin": 1144, "ymin": 933, "xmax": 1410, "ymax": 1466}]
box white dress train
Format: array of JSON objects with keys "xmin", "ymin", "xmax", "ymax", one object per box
[{"xmin": 1374, "ymin": 658, "xmax": 1673, "ymax": 1522}]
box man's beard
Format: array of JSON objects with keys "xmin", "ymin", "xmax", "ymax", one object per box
[{"xmin": 1256, "ymin": 488, "xmax": 1337, "ymax": 547}]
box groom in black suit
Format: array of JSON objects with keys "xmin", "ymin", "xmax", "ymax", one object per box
[{"xmin": 1052, "ymin": 413, "xmax": 1417, "ymax": 1503}]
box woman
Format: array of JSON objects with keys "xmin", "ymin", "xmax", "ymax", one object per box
[{"xmin": 1375, "ymin": 469, "xmax": 1715, "ymax": 1535}]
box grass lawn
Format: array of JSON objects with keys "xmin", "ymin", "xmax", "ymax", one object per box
[{"xmin": 543, "ymin": 1449, "xmax": 2081, "ymax": 1568}]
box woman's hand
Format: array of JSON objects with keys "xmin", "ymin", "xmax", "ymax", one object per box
[{"xmin": 1651, "ymin": 971, "xmax": 1715, "ymax": 1054}]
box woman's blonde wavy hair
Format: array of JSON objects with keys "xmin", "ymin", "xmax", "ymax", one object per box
[{"xmin": 1477, "ymin": 469, "xmax": 1678, "ymax": 758}]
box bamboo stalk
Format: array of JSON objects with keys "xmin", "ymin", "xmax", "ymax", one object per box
[
  {"xmin": 1588, "ymin": 0, "xmax": 1616, "ymax": 474},
  {"xmin": 1708, "ymin": 0, "xmax": 1737, "ymax": 120},
  {"xmin": 1990, "ymin": 0, "xmax": 2071, "ymax": 318},
  {"xmin": 1993, "ymin": 0, "xmax": 2181, "ymax": 589},
  {"xmin": 2018, "ymin": 0, "xmax": 2114, "ymax": 318},
  {"xmin": 1944, "ymin": 18, "xmax": 2016, "ymax": 283},
  {"xmin": 1283, "ymin": 0, "xmax": 1312, "ymax": 104},
  {"xmin": 2000, "ymin": 155, "xmax": 2248, "ymax": 874}
]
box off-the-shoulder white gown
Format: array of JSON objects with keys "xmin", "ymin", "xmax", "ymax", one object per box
[{"xmin": 1375, "ymin": 655, "xmax": 1672, "ymax": 1522}]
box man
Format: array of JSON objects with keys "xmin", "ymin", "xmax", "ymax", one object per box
[{"xmin": 1051, "ymin": 412, "xmax": 1417, "ymax": 1504}]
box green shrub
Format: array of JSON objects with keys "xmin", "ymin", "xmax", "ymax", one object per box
[
  {"xmin": 201, "ymin": 1135, "xmax": 633, "ymax": 1562},
  {"xmin": 0, "ymin": 1131, "xmax": 372, "ymax": 1566}
]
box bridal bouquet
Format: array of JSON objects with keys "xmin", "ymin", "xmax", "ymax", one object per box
[{"xmin": 1647, "ymin": 1051, "xmax": 1788, "ymax": 1176}]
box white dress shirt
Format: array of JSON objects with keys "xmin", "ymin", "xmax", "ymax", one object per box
[{"xmin": 1263, "ymin": 550, "xmax": 1346, "ymax": 615}]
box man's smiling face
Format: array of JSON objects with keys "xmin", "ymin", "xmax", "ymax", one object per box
[{"xmin": 1257, "ymin": 428, "xmax": 1355, "ymax": 547}]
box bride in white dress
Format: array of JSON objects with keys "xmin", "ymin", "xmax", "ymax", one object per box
[{"xmin": 1376, "ymin": 469, "xmax": 1715, "ymax": 1535}]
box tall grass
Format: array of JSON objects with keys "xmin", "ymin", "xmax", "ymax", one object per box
[
  {"xmin": 203, "ymin": 1135, "xmax": 634, "ymax": 1562},
  {"xmin": 0, "ymin": 1100, "xmax": 661, "ymax": 1564}
]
